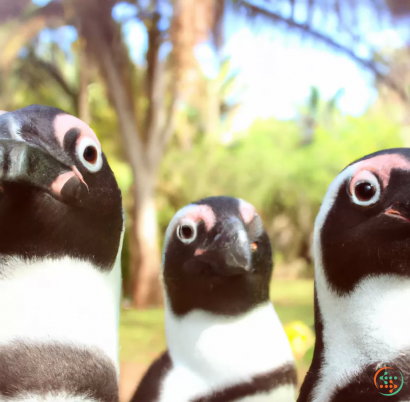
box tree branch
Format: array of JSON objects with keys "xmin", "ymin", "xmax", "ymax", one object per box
[
  {"xmin": 236, "ymin": 0, "xmax": 409, "ymax": 102},
  {"xmin": 77, "ymin": 38, "xmax": 90, "ymax": 123},
  {"xmin": 144, "ymin": 12, "xmax": 163, "ymax": 145},
  {"xmin": 73, "ymin": 0, "xmax": 147, "ymax": 178},
  {"xmin": 144, "ymin": 4, "xmax": 179, "ymax": 169},
  {"xmin": 290, "ymin": 0, "xmax": 295, "ymax": 20},
  {"xmin": 0, "ymin": 1, "xmax": 65, "ymax": 73},
  {"xmin": 307, "ymin": 0, "xmax": 314, "ymax": 25},
  {"xmin": 146, "ymin": 58, "xmax": 179, "ymax": 169},
  {"xmin": 32, "ymin": 57, "xmax": 78, "ymax": 102},
  {"xmin": 386, "ymin": 0, "xmax": 410, "ymax": 17},
  {"xmin": 159, "ymin": 77, "xmax": 179, "ymax": 151},
  {"xmin": 0, "ymin": 0, "xmax": 30, "ymax": 23}
]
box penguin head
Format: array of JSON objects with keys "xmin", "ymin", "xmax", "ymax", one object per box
[
  {"xmin": 162, "ymin": 196, "xmax": 272, "ymax": 316},
  {"xmin": 315, "ymin": 148, "xmax": 410, "ymax": 294},
  {"xmin": 0, "ymin": 105, "xmax": 123, "ymax": 270}
]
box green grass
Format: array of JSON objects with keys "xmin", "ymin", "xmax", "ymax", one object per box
[
  {"xmin": 271, "ymin": 279, "xmax": 314, "ymax": 326},
  {"xmin": 120, "ymin": 308, "xmax": 166, "ymax": 364},
  {"xmin": 271, "ymin": 279, "xmax": 314, "ymax": 307},
  {"xmin": 271, "ymin": 279, "xmax": 315, "ymax": 384},
  {"xmin": 119, "ymin": 279, "xmax": 315, "ymax": 383}
]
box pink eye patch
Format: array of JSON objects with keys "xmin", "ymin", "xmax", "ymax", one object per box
[
  {"xmin": 54, "ymin": 114, "xmax": 101, "ymax": 149},
  {"xmin": 183, "ymin": 205, "xmax": 216, "ymax": 231},
  {"xmin": 353, "ymin": 154, "xmax": 410, "ymax": 188},
  {"xmin": 238, "ymin": 199, "xmax": 257, "ymax": 224}
]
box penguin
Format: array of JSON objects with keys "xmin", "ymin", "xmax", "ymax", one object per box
[
  {"xmin": 131, "ymin": 196, "xmax": 297, "ymax": 402},
  {"xmin": 298, "ymin": 148, "xmax": 410, "ymax": 402},
  {"xmin": 0, "ymin": 105, "xmax": 123, "ymax": 401}
]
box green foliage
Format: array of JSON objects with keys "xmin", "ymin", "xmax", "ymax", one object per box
[
  {"xmin": 0, "ymin": 8, "xmax": 405, "ymax": 275},
  {"xmin": 157, "ymin": 112, "xmax": 403, "ymax": 266},
  {"xmin": 1, "ymin": 32, "xmax": 404, "ymax": 271}
]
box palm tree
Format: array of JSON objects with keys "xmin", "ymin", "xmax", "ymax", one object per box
[
  {"xmin": 298, "ymin": 86, "xmax": 344, "ymax": 145},
  {"xmin": 1, "ymin": 0, "xmax": 409, "ymax": 308}
]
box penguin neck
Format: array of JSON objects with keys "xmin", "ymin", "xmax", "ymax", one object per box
[
  {"xmin": 309, "ymin": 263, "xmax": 410, "ymax": 402},
  {"xmin": 164, "ymin": 298, "xmax": 294, "ymax": 381},
  {"xmin": 0, "ymin": 254, "xmax": 121, "ymax": 367},
  {"xmin": 164, "ymin": 271, "xmax": 272, "ymax": 316}
]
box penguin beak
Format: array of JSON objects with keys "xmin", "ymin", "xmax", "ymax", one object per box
[
  {"xmin": 0, "ymin": 139, "xmax": 88, "ymax": 206},
  {"xmin": 192, "ymin": 216, "xmax": 252, "ymax": 276},
  {"xmin": 384, "ymin": 203, "xmax": 410, "ymax": 224}
]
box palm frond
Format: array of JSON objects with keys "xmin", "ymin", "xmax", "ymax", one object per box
[{"xmin": 231, "ymin": 0, "xmax": 409, "ymax": 102}]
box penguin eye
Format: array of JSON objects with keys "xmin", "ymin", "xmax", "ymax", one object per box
[
  {"xmin": 83, "ymin": 146, "xmax": 98, "ymax": 164},
  {"xmin": 76, "ymin": 137, "xmax": 103, "ymax": 173},
  {"xmin": 176, "ymin": 220, "xmax": 197, "ymax": 244},
  {"xmin": 349, "ymin": 170, "xmax": 381, "ymax": 206}
]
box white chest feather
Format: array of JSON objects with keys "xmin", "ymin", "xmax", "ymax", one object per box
[
  {"xmin": 235, "ymin": 386, "xmax": 296, "ymax": 402},
  {"xmin": 159, "ymin": 302, "xmax": 295, "ymax": 402},
  {"xmin": 7, "ymin": 393, "xmax": 98, "ymax": 402},
  {"xmin": 312, "ymin": 268, "xmax": 410, "ymax": 402},
  {"xmin": 0, "ymin": 255, "xmax": 121, "ymax": 368}
]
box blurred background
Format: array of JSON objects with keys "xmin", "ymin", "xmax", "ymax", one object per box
[{"xmin": 1, "ymin": 0, "xmax": 410, "ymax": 400}]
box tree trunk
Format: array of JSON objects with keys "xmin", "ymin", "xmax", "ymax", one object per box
[
  {"xmin": 131, "ymin": 175, "xmax": 163, "ymax": 308},
  {"xmin": 77, "ymin": 38, "xmax": 90, "ymax": 123},
  {"xmin": 73, "ymin": 0, "xmax": 177, "ymax": 308}
]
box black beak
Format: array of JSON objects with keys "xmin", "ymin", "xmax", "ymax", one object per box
[
  {"xmin": 0, "ymin": 139, "xmax": 88, "ymax": 206},
  {"xmin": 385, "ymin": 203, "xmax": 410, "ymax": 224},
  {"xmin": 186, "ymin": 216, "xmax": 252, "ymax": 276}
]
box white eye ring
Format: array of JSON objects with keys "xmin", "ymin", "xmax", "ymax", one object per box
[
  {"xmin": 76, "ymin": 137, "xmax": 103, "ymax": 173},
  {"xmin": 176, "ymin": 220, "xmax": 197, "ymax": 244},
  {"xmin": 350, "ymin": 171, "xmax": 381, "ymax": 206}
]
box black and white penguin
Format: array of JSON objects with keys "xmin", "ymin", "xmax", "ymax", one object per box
[
  {"xmin": 131, "ymin": 196, "xmax": 297, "ymax": 402},
  {"xmin": 0, "ymin": 105, "xmax": 123, "ymax": 401},
  {"xmin": 298, "ymin": 148, "xmax": 410, "ymax": 402}
]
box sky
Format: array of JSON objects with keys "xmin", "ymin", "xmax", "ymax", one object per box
[
  {"xmin": 201, "ymin": 30, "xmax": 377, "ymax": 129},
  {"xmin": 219, "ymin": 27, "xmax": 406, "ymax": 131},
  {"xmin": 34, "ymin": 0, "xmax": 408, "ymax": 131},
  {"xmin": 112, "ymin": 1, "xmax": 407, "ymax": 132}
]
